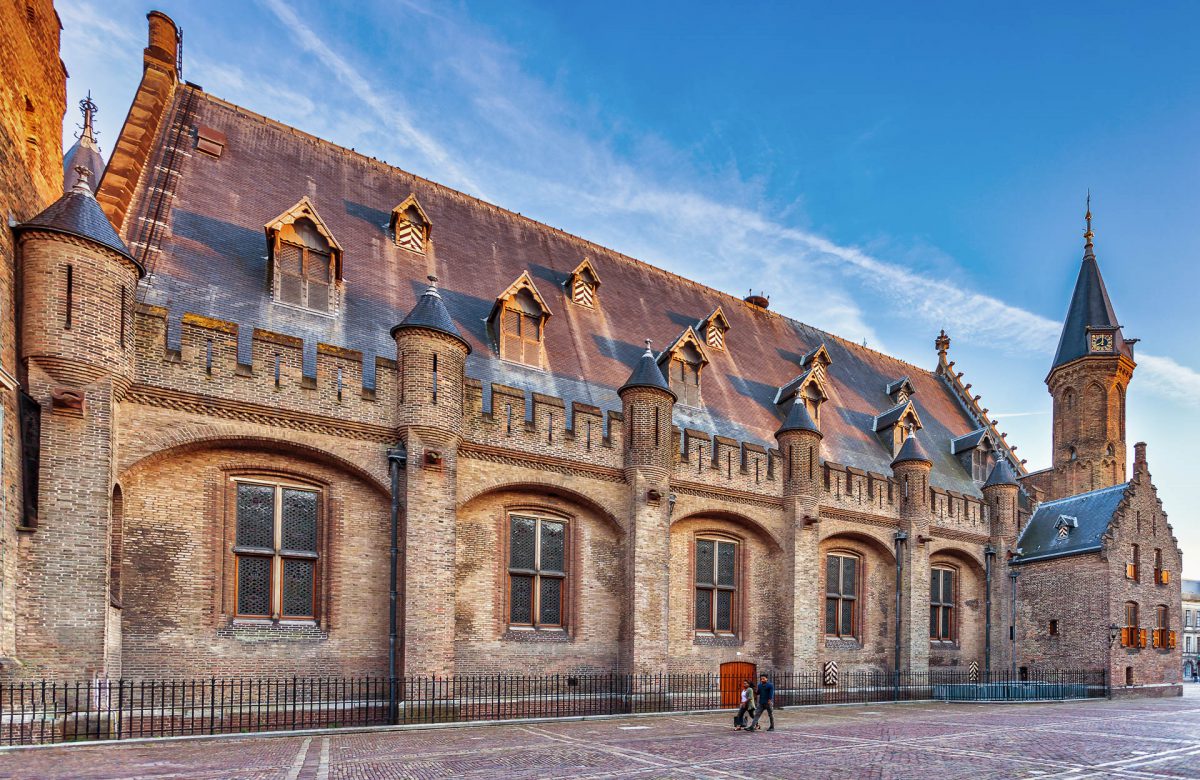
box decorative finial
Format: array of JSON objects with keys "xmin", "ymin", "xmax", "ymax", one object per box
[
  {"xmin": 1083, "ymin": 190, "xmax": 1094, "ymax": 256},
  {"xmin": 70, "ymin": 165, "xmax": 94, "ymax": 194},
  {"xmin": 423, "ymin": 274, "xmax": 443, "ymax": 298},
  {"xmin": 77, "ymin": 91, "xmax": 98, "ymax": 146},
  {"xmin": 935, "ymin": 329, "xmax": 950, "ymax": 357},
  {"xmin": 427, "ymin": 274, "xmax": 438, "ymax": 286},
  {"xmin": 643, "ymin": 338, "xmax": 653, "ymax": 356}
]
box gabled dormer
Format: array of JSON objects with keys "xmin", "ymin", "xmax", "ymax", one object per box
[
  {"xmin": 656, "ymin": 327, "xmax": 709, "ymax": 407},
  {"xmin": 886, "ymin": 376, "xmax": 917, "ymax": 405},
  {"xmin": 1054, "ymin": 514, "xmax": 1078, "ymax": 543},
  {"xmin": 951, "ymin": 428, "xmax": 995, "ymax": 482},
  {"xmin": 774, "ymin": 365, "xmax": 831, "ymax": 428},
  {"xmin": 264, "ymin": 197, "xmax": 343, "ymax": 314},
  {"xmin": 873, "ymin": 399, "xmax": 924, "ymax": 456},
  {"xmin": 390, "ymin": 194, "xmax": 431, "ymax": 254},
  {"xmin": 698, "ymin": 306, "xmax": 731, "ymax": 352},
  {"xmin": 489, "ymin": 271, "xmax": 552, "ymax": 368},
  {"xmin": 566, "ymin": 258, "xmax": 601, "ymax": 308}
]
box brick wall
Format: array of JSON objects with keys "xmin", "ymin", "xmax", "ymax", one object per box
[{"xmin": 0, "ymin": 0, "xmax": 64, "ymax": 665}]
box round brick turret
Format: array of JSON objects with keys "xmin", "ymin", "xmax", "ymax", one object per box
[
  {"xmin": 982, "ymin": 457, "xmax": 1020, "ymax": 541},
  {"xmin": 16, "ymin": 168, "xmax": 143, "ymax": 393},
  {"xmin": 391, "ymin": 277, "xmax": 470, "ymax": 437},
  {"xmin": 618, "ymin": 341, "xmax": 675, "ymax": 475},
  {"xmin": 775, "ymin": 396, "xmax": 822, "ymax": 499},
  {"xmin": 890, "ymin": 430, "xmax": 933, "ymax": 519}
]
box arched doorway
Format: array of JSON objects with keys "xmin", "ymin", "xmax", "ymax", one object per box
[{"xmin": 720, "ymin": 661, "xmax": 756, "ymax": 707}]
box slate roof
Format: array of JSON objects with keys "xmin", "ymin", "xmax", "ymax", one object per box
[
  {"xmin": 115, "ymin": 86, "xmax": 1001, "ymax": 494},
  {"xmin": 950, "ymin": 428, "xmax": 988, "ymax": 454},
  {"xmin": 1051, "ymin": 243, "xmax": 1133, "ymax": 369},
  {"xmin": 18, "ymin": 174, "xmax": 138, "ymax": 269},
  {"xmin": 1013, "ymin": 482, "xmax": 1129, "ymax": 564}
]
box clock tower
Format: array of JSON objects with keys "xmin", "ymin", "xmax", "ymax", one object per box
[{"xmin": 1045, "ymin": 199, "xmax": 1137, "ymax": 499}]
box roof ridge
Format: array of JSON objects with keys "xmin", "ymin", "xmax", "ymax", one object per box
[
  {"xmin": 187, "ymin": 86, "xmax": 946, "ymax": 382},
  {"xmin": 1036, "ymin": 481, "xmax": 1130, "ymax": 506}
]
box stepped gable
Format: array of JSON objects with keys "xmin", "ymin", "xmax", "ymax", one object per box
[
  {"xmin": 123, "ymin": 84, "xmax": 985, "ymax": 494},
  {"xmin": 1013, "ymin": 482, "xmax": 1129, "ymax": 564}
]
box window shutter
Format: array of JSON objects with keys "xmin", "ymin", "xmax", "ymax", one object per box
[
  {"xmin": 501, "ymin": 308, "xmax": 523, "ymax": 362},
  {"xmin": 277, "ymin": 243, "xmax": 304, "ymax": 305},
  {"xmin": 707, "ymin": 323, "xmax": 724, "ymax": 350},
  {"xmin": 395, "ymin": 219, "xmax": 424, "ymax": 253},
  {"xmin": 572, "ymin": 277, "xmax": 593, "ymax": 307}
]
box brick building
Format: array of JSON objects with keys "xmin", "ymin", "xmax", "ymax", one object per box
[
  {"xmin": 1183, "ymin": 580, "xmax": 1200, "ymax": 680},
  {"xmin": 0, "ymin": 8, "xmax": 1182, "ymax": 695}
]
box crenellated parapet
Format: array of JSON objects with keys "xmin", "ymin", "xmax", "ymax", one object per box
[
  {"xmin": 131, "ymin": 305, "xmax": 397, "ymax": 433},
  {"xmin": 673, "ymin": 427, "xmax": 778, "ymax": 494},
  {"xmin": 461, "ymin": 378, "xmax": 624, "ymax": 471}
]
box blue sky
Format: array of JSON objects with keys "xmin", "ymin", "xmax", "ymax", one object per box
[{"xmin": 60, "ymin": 1, "xmax": 1200, "ymax": 572}]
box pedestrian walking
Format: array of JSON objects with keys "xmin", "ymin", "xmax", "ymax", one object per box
[
  {"xmin": 733, "ymin": 679, "xmax": 756, "ymax": 730},
  {"xmin": 746, "ymin": 673, "xmax": 775, "ymax": 732}
]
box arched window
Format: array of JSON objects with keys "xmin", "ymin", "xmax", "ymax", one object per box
[
  {"xmin": 232, "ymin": 477, "xmax": 321, "ymax": 620},
  {"xmin": 694, "ymin": 536, "xmax": 737, "ymax": 634},
  {"xmin": 500, "ymin": 288, "xmax": 545, "ymax": 367},
  {"xmin": 1154, "ymin": 604, "xmax": 1171, "ymax": 649},
  {"xmin": 110, "ymin": 486, "xmax": 123, "ymax": 607},
  {"xmin": 1121, "ymin": 601, "xmax": 1140, "ymax": 648},
  {"xmin": 275, "ymin": 218, "xmax": 335, "ymax": 313},
  {"xmin": 1068, "ymin": 446, "xmax": 1078, "ymax": 462},
  {"xmin": 507, "ymin": 513, "xmax": 567, "ymax": 629},
  {"xmin": 1106, "ymin": 443, "xmax": 1115, "ymax": 458},
  {"xmin": 825, "ymin": 552, "xmax": 859, "ymax": 639},
  {"xmin": 930, "ymin": 566, "xmax": 956, "ymax": 642},
  {"xmin": 1063, "ymin": 389, "xmax": 1075, "ymax": 411},
  {"xmin": 670, "ymin": 343, "xmax": 703, "ymax": 407}
]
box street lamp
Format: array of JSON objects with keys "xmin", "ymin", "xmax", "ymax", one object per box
[{"xmin": 1109, "ymin": 623, "xmax": 1121, "ymax": 646}]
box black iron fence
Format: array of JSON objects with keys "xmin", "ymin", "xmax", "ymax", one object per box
[{"xmin": 0, "ymin": 669, "xmax": 1107, "ymax": 746}]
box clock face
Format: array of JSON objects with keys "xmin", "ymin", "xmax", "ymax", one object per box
[{"xmin": 1090, "ymin": 333, "xmax": 1114, "ymax": 353}]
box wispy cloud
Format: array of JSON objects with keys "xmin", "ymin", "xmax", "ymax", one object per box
[
  {"xmin": 239, "ymin": 0, "xmax": 1200, "ymax": 408},
  {"xmin": 257, "ymin": 0, "xmax": 485, "ymax": 196}
]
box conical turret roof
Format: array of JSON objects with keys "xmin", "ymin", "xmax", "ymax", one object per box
[
  {"xmin": 390, "ymin": 276, "xmax": 470, "ymax": 352},
  {"xmin": 1051, "ymin": 202, "xmax": 1133, "ymax": 369},
  {"xmin": 776, "ymin": 396, "xmax": 821, "ymax": 437},
  {"xmin": 620, "ymin": 341, "xmax": 674, "ymax": 397},
  {"xmin": 983, "ymin": 458, "xmax": 1019, "ymax": 488},
  {"xmin": 891, "ymin": 431, "xmax": 932, "ymax": 468},
  {"xmin": 16, "ymin": 167, "xmax": 139, "ymax": 271}
]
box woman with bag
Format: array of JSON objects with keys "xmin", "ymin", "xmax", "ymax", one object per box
[{"xmin": 734, "ymin": 679, "xmax": 756, "ymax": 730}]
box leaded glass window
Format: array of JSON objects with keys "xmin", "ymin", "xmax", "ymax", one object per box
[
  {"xmin": 825, "ymin": 553, "xmax": 858, "ymax": 638},
  {"xmin": 507, "ymin": 514, "xmax": 567, "ymax": 628},
  {"xmin": 930, "ymin": 567, "xmax": 955, "ymax": 641},
  {"xmin": 695, "ymin": 537, "xmax": 737, "ymax": 633},
  {"xmin": 233, "ymin": 479, "xmax": 320, "ymax": 620}
]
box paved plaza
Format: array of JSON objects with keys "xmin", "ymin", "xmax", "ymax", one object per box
[{"xmin": 1, "ymin": 689, "xmax": 1198, "ymax": 779}]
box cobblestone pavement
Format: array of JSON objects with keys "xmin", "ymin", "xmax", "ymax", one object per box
[{"xmin": 2, "ymin": 691, "xmax": 1199, "ymax": 779}]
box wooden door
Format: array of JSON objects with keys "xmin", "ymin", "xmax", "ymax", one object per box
[{"xmin": 719, "ymin": 661, "xmax": 756, "ymax": 707}]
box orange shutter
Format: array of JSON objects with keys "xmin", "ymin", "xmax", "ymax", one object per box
[
  {"xmin": 1170, "ymin": 631, "xmax": 1178, "ymax": 649},
  {"xmin": 1121, "ymin": 627, "xmax": 1131, "ymax": 647},
  {"xmin": 1139, "ymin": 628, "xmax": 1148, "ymax": 648},
  {"xmin": 1162, "ymin": 570, "xmax": 1170, "ymax": 584},
  {"xmin": 1152, "ymin": 630, "xmax": 1160, "ymax": 648}
]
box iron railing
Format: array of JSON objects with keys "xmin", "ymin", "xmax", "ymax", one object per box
[{"xmin": 0, "ymin": 669, "xmax": 1107, "ymax": 746}]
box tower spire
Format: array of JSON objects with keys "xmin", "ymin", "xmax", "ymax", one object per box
[
  {"xmin": 78, "ymin": 91, "xmax": 98, "ymax": 147},
  {"xmin": 1083, "ymin": 190, "xmax": 1094, "ymax": 258}
]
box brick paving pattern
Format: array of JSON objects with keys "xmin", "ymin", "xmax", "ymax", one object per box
[{"xmin": 2, "ymin": 690, "xmax": 1198, "ymax": 779}]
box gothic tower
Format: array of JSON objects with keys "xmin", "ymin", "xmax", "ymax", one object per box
[{"xmin": 1046, "ymin": 201, "xmax": 1135, "ymax": 499}]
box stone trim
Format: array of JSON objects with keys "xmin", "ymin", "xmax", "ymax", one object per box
[
  {"xmin": 671, "ymin": 482, "xmax": 782, "ymax": 510},
  {"xmin": 459, "ymin": 442, "xmax": 624, "ymax": 483}
]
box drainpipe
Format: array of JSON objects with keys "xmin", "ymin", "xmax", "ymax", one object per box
[
  {"xmin": 387, "ymin": 443, "xmax": 408, "ymax": 725},
  {"xmin": 984, "ymin": 545, "xmax": 995, "ymax": 676},
  {"xmin": 893, "ymin": 530, "xmax": 907, "ymax": 694},
  {"xmin": 1009, "ymin": 568, "xmax": 1019, "ymax": 679}
]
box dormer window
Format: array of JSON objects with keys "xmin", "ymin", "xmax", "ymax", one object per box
[
  {"xmin": 567, "ymin": 258, "xmax": 601, "ymax": 308},
  {"xmin": 700, "ymin": 306, "xmax": 730, "ymax": 352},
  {"xmin": 774, "ymin": 358, "xmax": 831, "ymax": 426},
  {"xmin": 390, "ymin": 195, "xmax": 431, "ymax": 254},
  {"xmin": 265, "ymin": 198, "xmax": 343, "ymax": 315},
  {"xmin": 1054, "ymin": 515, "xmax": 1077, "ymax": 541},
  {"xmin": 657, "ymin": 328, "xmax": 710, "ymax": 407},
  {"xmin": 670, "ymin": 343, "xmax": 703, "ymax": 406},
  {"xmin": 886, "ymin": 377, "xmax": 916, "ymax": 405},
  {"xmin": 490, "ymin": 272, "xmax": 552, "ymax": 368},
  {"xmin": 873, "ymin": 399, "xmax": 923, "ymax": 456}
]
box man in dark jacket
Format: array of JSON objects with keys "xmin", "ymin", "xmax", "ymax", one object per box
[{"xmin": 747, "ymin": 674, "xmax": 775, "ymax": 732}]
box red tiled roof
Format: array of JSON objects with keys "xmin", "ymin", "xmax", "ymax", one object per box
[{"xmin": 127, "ymin": 86, "xmax": 989, "ymax": 494}]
